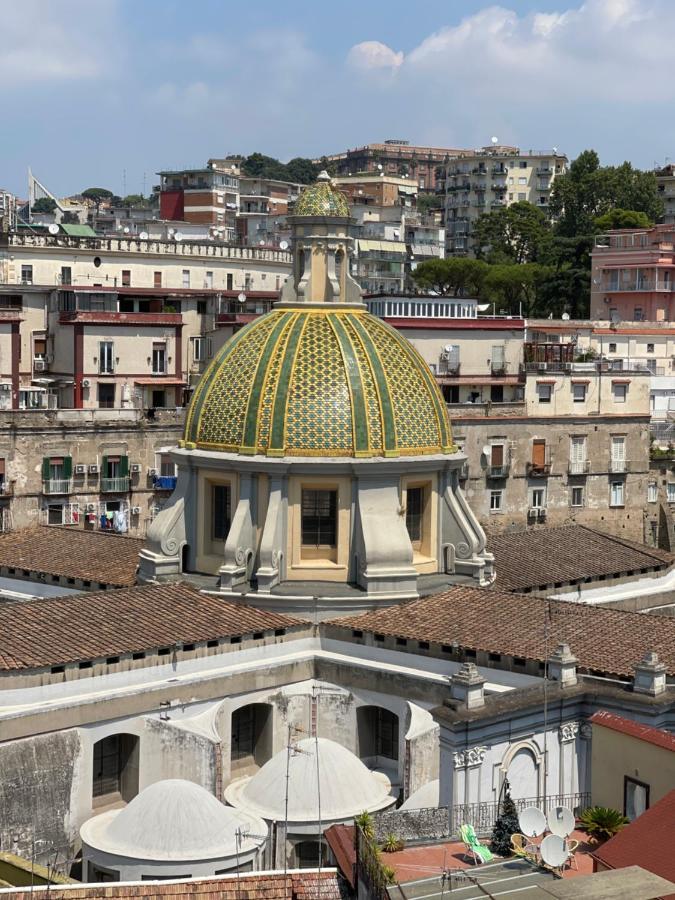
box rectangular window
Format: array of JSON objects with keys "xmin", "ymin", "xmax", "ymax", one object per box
[
  {"xmin": 530, "ymin": 487, "xmax": 546, "ymax": 508},
  {"xmin": 634, "ymin": 307, "xmax": 643, "ymax": 321},
  {"xmin": 182, "ymin": 269, "xmax": 190, "ymax": 289},
  {"xmin": 205, "ymin": 270, "xmax": 213, "ymax": 289},
  {"xmin": 301, "ymin": 489, "xmax": 337, "ymax": 547},
  {"xmin": 518, "ymin": 177, "xmax": 527, "ymax": 185},
  {"xmin": 490, "ymin": 490, "xmax": 502, "ymax": 511},
  {"xmin": 154, "ymin": 271, "xmax": 162, "ymax": 288},
  {"xmin": 624, "ymin": 777, "xmax": 649, "ymax": 821},
  {"xmin": 572, "ymin": 383, "xmax": 587, "ymax": 403},
  {"xmin": 227, "ymin": 273, "xmax": 233, "ymax": 290},
  {"xmin": 570, "ymin": 436, "xmax": 586, "ymax": 467},
  {"xmin": 537, "ymin": 383, "xmax": 552, "ymax": 403},
  {"xmin": 34, "ymin": 337, "xmax": 47, "ymax": 359},
  {"xmin": 667, "ymin": 483, "xmax": 675, "ymax": 504},
  {"xmin": 99, "ymin": 341, "xmax": 114, "ymax": 374},
  {"xmin": 61, "ymin": 266, "xmax": 72, "ymax": 285},
  {"xmin": 21, "ymin": 264, "xmax": 33, "ymax": 284},
  {"xmin": 608, "ymin": 342, "xmax": 617, "ymax": 353},
  {"xmin": 212, "ymin": 484, "xmax": 231, "ymax": 541},
  {"xmin": 613, "ymin": 383, "xmax": 628, "ymax": 402},
  {"xmin": 611, "ymin": 436, "xmax": 626, "ymax": 472},
  {"xmin": 405, "ymin": 486, "xmax": 424, "ymax": 544},
  {"xmin": 518, "ymin": 192, "xmax": 526, "ymax": 201},
  {"xmin": 571, "ymin": 486, "xmax": 584, "ymax": 507},
  {"xmin": 647, "ymin": 343, "xmax": 655, "ymax": 353},
  {"xmin": 152, "ymin": 342, "xmax": 166, "ymax": 375},
  {"xmin": 121, "ymin": 270, "xmax": 131, "ymax": 287},
  {"xmin": 610, "ymin": 480, "xmax": 625, "ymax": 507},
  {"xmin": 97, "ymin": 383, "xmax": 115, "ymax": 409},
  {"xmin": 648, "ymin": 481, "xmax": 658, "ymax": 503}
]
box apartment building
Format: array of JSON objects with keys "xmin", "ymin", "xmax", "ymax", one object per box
[
  {"xmin": 157, "ymin": 159, "xmax": 240, "ymax": 240},
  {"xmin": 655, "ymin": 164, "xmax": 675, "ymax": 224},
  {"xmin": 0, "ymin": 189, "xmax": 17, "ymax": 231},
  {"xmin": 330, "ymin": 139, "xmax": 467, "ymax": 192},
  {"xmin": 440, "ymin": 146, "xmax": 567, "ymax": 256},
  {"xmin": 591, "ymin": 224, "xmax": 675, "ymax": 320},
  {"xmin": 237, "ymin": 175, "xmax": 302, "ymax": 248},
  {"xmin": 0, "ymin": 229, "xmax": 288, "ymax": 409}
]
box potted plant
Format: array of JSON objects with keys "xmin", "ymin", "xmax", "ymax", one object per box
[
  {"xmin": 578, "ymin": 806, "xmax": 629, "ymax": 843},
  {"xmin": 381, "ymin": 833, "xmax": 404, "ymax": 853}
]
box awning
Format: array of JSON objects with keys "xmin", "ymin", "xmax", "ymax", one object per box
[
  {"xmin": 134, "ymin": 378, "xmax": 187, "ymax": 386},
  {"xmin": 60, "ymin": 223, "xmax": 97, "ymax": 237},
  {"xmin": 357, "ymin": 239, "xmax": 406, "ymax": 254}
]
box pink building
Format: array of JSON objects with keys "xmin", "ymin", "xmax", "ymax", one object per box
[{"xmin": 591, "ymin": 224, "xmax": 675, "ymax": 321}]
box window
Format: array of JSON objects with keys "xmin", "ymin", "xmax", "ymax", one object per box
[
  {"xmin": 612, "ymin": 382, "xmax": 628, "ymax": 402},
  {"xmin": 121, "ymin": 270, "xmax": 131, "ymax": 287},
  {"xmin": 46, "ymin": 502, "xmax": 79, "ymax": 525},
  {"xmin": 226, "ymin": 273, "xmax": 233, "ymax": 290},
  {"xmin": 152, "ymin": 342, "xmax": 166, "ymax": 375},
  {"xmin": 92, "ymin": 734, "xmax": 139, "ymax": 802},
  {"xmin": 611, "ymin": 436, "xmax": 626, "ymax": 471},
  {"xmin": 154, "ymin": 271, "xmax": 162, "ymax": 288},
  {"xmin": 634, "ymin": 307, "xmax": 643, "ymax": 321},
  {"xmin": 182, "ymin": 269, "xmax": 190, "ymax": 289},
  {"xmin": 21, "ymin": 264, "xmax": 33, "ymax": 284},
  {"xmin": 301, "ymin": 489, "xmax": 337, "ymax": 547},
  {"xmin": 99, "ymin": 341, "xmax": 114, "ymax": 374},
  {"xmin": 530, "ymin": 487, "xmax": 546, "ymax": 509},
  {"xmin": 570, "ymin": 436, "xmax": 587, "ymax": 474},
  {"xmin": 648, "ymin": 481, "xmax": 658, "ymax": 503},
  {"xmin": 537, "ymin": 383, "xmax": 552, "ymax": 403},
  {"xmin": 647, "ymin": 343, "xmax": 655, "ymax": 353},
  {"xmin": 667, "ymin": 483, "xmax": 675, "ymax": 504},
  {"xmin": 405, "ymin": 486, "xmax": 424, "ymax": 544},
  {"xmin": 571, "ymin": 486, "xmax": 584, "ymax": 507},
  {"xmin": 490, "ymin": 490, "xmax": 502, "ymax": 511},
  {"xmin": 610, "ymin": 480, "xmax": 625, "ymax": 507},
  {"xmin": 205, "ymin": 270, "xmax": 213, "ymax": 289},
  {"xmin": 518, "ymin": 192, "xmax": 526, "ymax": 201},
  {"xmin": 34, "ymin": 337, "xmax": 47, "ymax": 360},
  {"xmin": 518, "ymin": 177, "xmax": 527, "ymax": 185},
  {"xmin": 42, "ymin": 456, "xmax": 72, "ymax": 488},
  {"xmin": 212, "ymin": 484, "xmax": 231, "ymax": 541},
  {"xmin": 191, "ymin": 336, "xmax": 212, "ymax": 362},
  {"xmin": 608, "ymin": 342, "xmax": 617, "ymax": 353},
  {"xmin": 60, "ymin": 266, "xmax": 72, "ymax": 285},
  {"xmin": 624, "ymin": 777, "xmax": 649, "ymax": 821},
  {"xmin": 97, "ymin": 383, "xmax": 115, "ymax": 409},
  {"xmin": 572, "ymin": 383, "xmax": 587, "ymax": 403}
]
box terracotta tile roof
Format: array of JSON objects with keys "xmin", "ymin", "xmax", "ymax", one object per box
[
  {"xmin": 0, "ymin": 526, "xmax": 144, "ymax": 587},
  {"xmin": 324, "ymin": 825, "xmax": 356, "ymax": 888},
  {"xmin": 0, "ymin": 870, "xmax": 349, "ymax": 899},
  {"xmin": 590, "ymin": 710, "xmax": 675, "ymax": 752},
  {"xmin": 328, "ymin": 585, "xmax": 675, "ymax": 678},
  {"xmin": 488, "ymin": 525, "xmax": 672, "ymax": 592},
  {"xmin": 0, "ymin": 583, "xmax": 304, "ymax": 671},
  {"xmin": 591, "ymin": 789, "xmax": 675, "ymax": 899}
]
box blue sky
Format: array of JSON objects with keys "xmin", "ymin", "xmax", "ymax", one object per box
[{"xmin": 1, "ymin": 0, "xmax": 672, "ymax": 197}]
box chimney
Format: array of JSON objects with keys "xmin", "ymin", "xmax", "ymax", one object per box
[
  {"xmin": 633, "ymin": 651, "xmax": 667, "ymax": 696},
  {"xmin": 548, "ymin": 643, "xmax": 578, "ymax": 687},
  {"xmin": 451, "ymin": 662, "xmax": 485, "ymax": 709}
]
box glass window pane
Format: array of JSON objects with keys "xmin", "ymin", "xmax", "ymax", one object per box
[
  {"xmin": 301, "ymin": 489, "xmax": 337, "ymax": 546},
  {"xmin": 213, "ymin": 485, "xmax": 231, "ymax": 541}
]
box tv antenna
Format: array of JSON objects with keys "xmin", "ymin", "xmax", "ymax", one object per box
[{"xmin": 283, "ymin": 723, "xmax": 309, "ymax": 877}]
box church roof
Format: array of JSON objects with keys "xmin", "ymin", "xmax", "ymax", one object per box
[
  {"xmin": 224, "ymin": 737, "xmax": 395, "ymax": 823},
  {"xmin": 80, "ymin": 779, "xmax": 267, "ymax": 862},
  {"xmin": 184, "ymin": 308, "xmax": 454, "ymax": 458},
  {"xmin": 294, "ymin": 171, "xmax": 350, "ymax": 217}
]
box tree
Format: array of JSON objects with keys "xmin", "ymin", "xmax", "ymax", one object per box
[
  {"xmin": 489, "ymin": 783, "xmax": 520, "ymax": 856},
  {"xmin": 285, "ymin": 157, "xmax": 320, "ymax": 184},
  {"xmin": 594, "ymin": 208, "xmax": 652, "ymax": 231},
  {"xmin": 412, "ymin": 257, "xmax": 488, "ymax": 297},
  {"xmin": 473, "ymin": 201, "xmax": 552, "ymax": 264},
  {"xmin": 61, "ymin": 211, "xmax": 80, "ymax": 224},
  {"xmin": 483, "ymin": 263, "xmax": 548, "ymax": 316},
  {"xmin": 82, "ymin": 187, "xmax": 113, "ymax": 204},
  {"xmin": 31, "ymin": 197, "xmax": 56, "ymax": 214},
  {"xmin": 121, "ymin": 194, "xmax": 150, "ymax": 208},
  {"xmin": 240, "ymin": 153, "xmax": 289, "ymax": 182},
  {"xmin": 417, "ymin": 193, "xmax": 443, "ymax": 214}
]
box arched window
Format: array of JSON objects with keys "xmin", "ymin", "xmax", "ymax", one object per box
[
  {"xmin": 231, "ymin": 703, "xmax": 273, "ymax": 774},
  {"xmin": 357, "ymin": 706, "xmax": 399, "ymax": 762},
  {"xmin": 92, "ymin": 734, "xmax": 139, "ymax": 805}
]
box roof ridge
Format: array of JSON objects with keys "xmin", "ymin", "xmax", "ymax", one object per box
[{"xmin": 577, "ymin": 524, "xmax": 669, "ymax": 560}]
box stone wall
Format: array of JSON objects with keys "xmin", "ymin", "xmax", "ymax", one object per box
[{"xmin": 373, "ymin": 807, "xmax": 450, "ymax": 843}]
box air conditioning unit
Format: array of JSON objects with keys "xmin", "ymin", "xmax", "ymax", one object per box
[
  {"xmin": 82, "ymin": 379, "xmax": 90, "ymax": 388},
  {"xmin": 0, "ymin": 384, "xmax": 10, "ymax": 392},
  {"xmin": 131, "ymin": 506, "xmax": 141, "ymax": 515},
  {"xmin": 130, "ymin": 463, "xmax": 141, "ymax": 474},
  {"xmin": 74, "ymin": 464, "xmax": 86, "ymax": 475},
  {"xmin": 88, "ymin": 464, "xmax": 99, "ymax": 475},
  {"xmin": 86, "ymin": 502, "xmax": 96, "ymax": 513},
  {"xmin": 34, "ymin": 359, "xmax": 47, "ymax": 372}
]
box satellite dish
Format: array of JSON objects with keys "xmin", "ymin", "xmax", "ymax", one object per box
[
  {"xmin": 519, "ymin": 807, "xmax": 547, "ymax": 838},
  {"xmin": 279, "ymin": 241, "xmax": 289, "ymax": 250},
  {"xmin": 547, "ymin": 806, "xmax": 575, "ymax": 838},
  {"xmin": 174, "ymin": 232, "xmax": 183, "ymax": 242},
  {"xmin": 481, "ymin": 445, "xmax": 490, "ymax": 457},
  {"xmin": 491, "ymin": 136, "xmax": 499, "ymax": 144},
  {"xmin": 139, "ymin": 231, "xmax": 149, "ymax": 240},
  {"xmin": 562, "ymin": 312, "xmax": 570, "ymax": 321},
  {"xmin": 540, "ymin": 834, "xmax": 568, "ymax": 869},
  {"xmin": 259, "ymin": 239, "xmax": 265, "ymax": 246},
  {"xmin": 123, "ymin": 226, "xmax": 130, "ymax": 234},
  {"xmin": 237, "ymin": 292, "xmax": 247, "ymax": 304},
  {"xmin": 553, "ymin": 147, "xmax": 558, "ymax": 154},
  {"xmin": 48, "ymin": 223, "xmax": 59, "ymax": 235},
  {"xmin": 168, "ymin": 228, "xmax": 175, "ymax": 236},
  {"xmin": 444, "ymin": 344, "xmax": 454, "ymax": 353}
]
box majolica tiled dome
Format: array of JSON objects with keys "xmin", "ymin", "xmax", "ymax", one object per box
[
  {"xmin": 293, "ymin": 171, "xmax": 350, "ymax": 217},
  {"xmin": 184, "ymin": 309, "xmax": 454, "ymax": 458}
]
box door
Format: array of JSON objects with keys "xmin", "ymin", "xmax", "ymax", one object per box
[
  {"xmin": 532, "ymin": 440, "xmax": 546, "ymax": 467},
  {"xmin": 491, "ymin": 445, "xmax": 504, "ymax": 466}
]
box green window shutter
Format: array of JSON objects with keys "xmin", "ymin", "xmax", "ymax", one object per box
[
  {"xmin": 119, "ymin": 455, "xmax": 129, "ymax": 477},
  {"xmin": 102, "ymin": 455, "xmax": 108, "ymax": 477},
  {"xmin": 63, "ymin": 456, "xmax": 72, "ymax": 478},
  {"xmin": 41, "ymin": 457, "xmax": 50, "ymax": 479}
]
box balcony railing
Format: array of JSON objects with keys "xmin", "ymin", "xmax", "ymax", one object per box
[
  {"xmin": 43, "ymin": 479, "xmax": 72, "ymax": 495},
  {"xmin": 568, "ymin": 459, "xmax": 590, "ymax": 475},
  {"xmin": 526, "ymin": 461, "xmax": 551, "ymax": 477},
  {"xmin": 609, "ymin": 458, "xmax": 628, "ymax": 473},
  {"xmin": 487, "ymin": 463, "xmax": 510, "ymax": 478},
  {"xmin": 101, "ymin": 476, "xmax": 131, "ymax": 492}
]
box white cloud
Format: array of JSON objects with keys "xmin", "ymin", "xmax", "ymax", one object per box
[
  {"xmin": 0, "ymin": 0, "xmax": 118, "ymax": 83},
  {"xmin": 347, "ymin": 41, "xmax": 404, "ymax": 70}
]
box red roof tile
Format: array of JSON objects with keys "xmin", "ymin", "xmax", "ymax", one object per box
[
  {"xmin": 592, "ymin": 790, "xmax": 675, "ymax": 899},
  {"xmin": 590, "ymin": 711, "xmax": 675, "ymax": 752}
]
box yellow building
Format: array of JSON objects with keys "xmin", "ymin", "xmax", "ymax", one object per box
[{"xmin": 140, "ymin": 173, "xmax": 493, "ymax": 615}]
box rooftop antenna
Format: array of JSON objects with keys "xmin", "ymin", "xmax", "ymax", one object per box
[{"xmin": 283, "ymin": 723, "xmax": 308, "ymax": 877}]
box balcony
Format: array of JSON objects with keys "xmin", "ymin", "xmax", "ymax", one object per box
[
  {"xmin": 568, "ymin": 459, "xmax": 590, "ymax": 475},
  {"xmin": 101, "ymin": 476, "xmax": 130, "ymax": 492},
  {"xmin": 43, "ymin": 479, "xmax": 72, "ymax": 495},
  {"xmin": 526, "ymin": 461, "xmax": 551, "ymax": 477},
  {"xmin": 487, "ymin": 463, "xmax": 510, "ymax": 479},
  {"xmin": 609, "ymin": 458, "xmax": 629, "ymax": 474}
]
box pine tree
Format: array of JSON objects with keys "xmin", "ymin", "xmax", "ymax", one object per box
[{"xmin": 490, "ymin": 783, "xmax": 520, "ymax": 856}]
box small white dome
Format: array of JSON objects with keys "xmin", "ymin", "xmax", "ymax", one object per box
[
  {"xmin": 225, "ymin": 737, "xmax": 395, "ymax": 824},
  {"xmin": 400, "ymin": 779, "xmax": 439, "ymax": 811},
  {"xmin": 81, "ymin": 779, "xmax": 267, "ymax": 862}
]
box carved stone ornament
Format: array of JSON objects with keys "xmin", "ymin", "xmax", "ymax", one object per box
[
  {"xmin": 453, "ymin": 745, "xmax": 487, "ymax": 768},
  {"xmin": 559, "ymin": 721, "xmax": 579, "ymax": 743}
]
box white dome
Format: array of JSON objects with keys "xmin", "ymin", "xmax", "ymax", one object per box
[
  {"xmin": 224, "ymin": 737, "xmax": 395, "ymax": 824},
  {"xmin": 81, "ymin": 779, "xmax": 267, "ymax": 862},
  {"xmin": 399, "ymin": 779, "xmax": 439, "ymax": 811}
]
